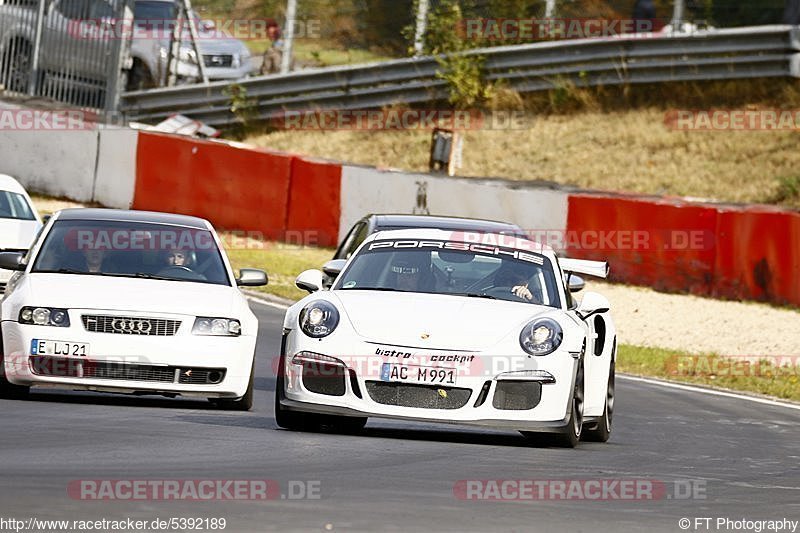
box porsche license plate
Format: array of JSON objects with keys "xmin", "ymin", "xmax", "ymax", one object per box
[
  {"xmin": 380, "ymin": 363, "xmax": 457, "ymax": 386},
  {"xmin": 31, "ymin": 339, "xmax": 89, "ymax": 357}
]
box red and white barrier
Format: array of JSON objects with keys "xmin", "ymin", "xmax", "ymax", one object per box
[{"xmin": 4, "ymin": 125, "xmax": 798, "ymax": 307}]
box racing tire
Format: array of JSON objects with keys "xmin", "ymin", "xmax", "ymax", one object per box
[
  {"xmin": 582, "ymin": 356, "xmax": 615, "ymax": 443},
  {"xmin": 212, "ymin": 358, "xmax": 254, "ymax": 411},
  {"xmin": 0, "ymin": 335, "xmax": 30, "ymax": 400}
]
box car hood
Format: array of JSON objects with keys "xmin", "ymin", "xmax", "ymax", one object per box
[
  {"xmin": 24, "ymin": 274, "xmax": 237, "ymax": 317},
  {"xmin": 0, "ymin": 219, "xmax": 40, "ymax": 250},
  {"xmin": 333, "ymin": 291, "xmax": 552, "ymax": 351},
  {"xmin": 167, "ymin": 33, "xmax": 246, "ymax": 55},
  {"xmin": 196, "ymin": 36, "xmax": 247, "ymax": 55}
]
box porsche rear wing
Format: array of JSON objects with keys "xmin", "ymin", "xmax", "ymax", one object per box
[{"xmin": 559, "ymin": 258, "xmax": 609, "ymax": 279}]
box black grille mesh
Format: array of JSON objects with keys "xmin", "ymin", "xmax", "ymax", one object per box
[
  {"xmin": 365, "ymin": 381, "xmax": 472, "ymax": 409},
  {"xmin": 29, "ymin": 356, "xmax": 225, "ymax": 385}
]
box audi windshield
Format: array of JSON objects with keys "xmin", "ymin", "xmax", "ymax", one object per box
[{"xmin": 31, "ymin": 220, "xmax": 231, "ymax": 286}]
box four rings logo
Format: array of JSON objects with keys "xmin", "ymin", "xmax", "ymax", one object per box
[{"xmin": 111, "ymin": 319, "xmax": 152, "ymax": 334}]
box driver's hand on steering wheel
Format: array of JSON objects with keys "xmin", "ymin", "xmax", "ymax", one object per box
[{"xmin": 511, "ymin": 284, "xmax": 533, "ymax": 301}]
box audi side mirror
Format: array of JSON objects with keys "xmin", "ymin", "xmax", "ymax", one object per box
[{"xmin": 0, "ymin": 252, "xmax": 27, "ymax": 271}]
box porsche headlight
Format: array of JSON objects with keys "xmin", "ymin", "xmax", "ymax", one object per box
[
  {"xmin": 299, "ymin": 301, "xmax": 339, "ymax": 338},
  {"xmin": 519, "ymin": 318, "xmax": 562, "ymax": 356},
  {"xmin": 193, "ymin": 317, "xmax": 241, "ymax": 336},
  {"xmin": 19, "ymin": 307, "xmax": 70, "ymax": 327}
]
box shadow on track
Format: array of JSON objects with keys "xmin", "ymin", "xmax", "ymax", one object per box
[{"xmin": 15, "ymin": 390, "xmax": 216, "ymax": 410}]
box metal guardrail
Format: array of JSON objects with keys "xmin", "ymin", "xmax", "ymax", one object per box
[{"xmin": 121, "ymin": 25, "xmax": 800, "ymax": 127}]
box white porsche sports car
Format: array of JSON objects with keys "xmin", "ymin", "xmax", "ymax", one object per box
[
  {"xmin": 276, "ymin": 229, "xmax": 616, "ymax": 447},
  {"xmin": 0, "ymin": 209, "xmax": 267, "ymax": 409}
]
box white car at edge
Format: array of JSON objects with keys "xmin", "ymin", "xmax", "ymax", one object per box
[
  {"xmin": 0, "ymin": 174, "xmax": 43, "ymax": 293},
  {"xmin": 276, "ymin": 228, "xmax": 616, "ymax": 447},
  {"xmin": 0, "ymin": 208, "xmax": 267, "ymax": 409}
]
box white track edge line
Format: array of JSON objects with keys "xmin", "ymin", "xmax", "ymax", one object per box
[{"xmin": 619, "ymin": 374, "xmax": 800, "ymax": 411}]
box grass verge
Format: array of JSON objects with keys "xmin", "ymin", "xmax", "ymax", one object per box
[
  {"xmin": 222, "ymin": 234, "xmax": 334, "ymax": 301},
  {"xmin": 618, "ymin": 344, "xmax": 799, "ymax": 402}
]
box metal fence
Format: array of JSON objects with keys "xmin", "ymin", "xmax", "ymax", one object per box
[
  {"xmin": 120, "ymin": 25, "xmax": 800, "ymax": 128},
  {"xmin": 0, "ymin": 0, "xmax": 133, "ymax": 114}
]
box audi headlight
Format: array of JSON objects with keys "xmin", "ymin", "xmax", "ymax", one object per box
[
  {"xmin": 299, "ymin": 301, "xmax": 339, "ymax": 338},
  {"xmin": 519, "ymin": 318, "xmax": 562, "ymax": 356},
  {"xmin": 19, "ymin": 307, "xmax": 70, "ymax": 327},
  {"xmin": 193, "ymin": 317, "xmax": 241, "ymax": 336}
]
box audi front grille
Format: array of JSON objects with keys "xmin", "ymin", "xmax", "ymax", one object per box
[{"xmin": 81, "ymin": 315, "xmax": 181, "ymax": 336}]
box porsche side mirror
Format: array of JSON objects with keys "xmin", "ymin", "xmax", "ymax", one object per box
[
  {"xmin": 296, "ymin": 269, "xmax": 324, "ymax": 293},
  {"xmin": 322, "ymin": 259, "xmax": 346, "ymax": 279},
  {"xmin": 568, "ymin": 274, "xmax": 585, "ymax": 293},
  {"xmin": 577, "ymin": 291, "xmax": 610, "ymax": 320},
  {"xmin": 0, "ymin": 252, "xmax": 27, "ymax": 272},
  {"xmin": 236, "ymin": 269, "xmax": 268, "ymax": 287}
]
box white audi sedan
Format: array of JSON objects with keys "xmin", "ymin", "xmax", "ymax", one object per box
[
  {"xmin": 0, "ymin": 174, "xmax": 43, "ymax": 293},
  {"xmin": 0, "ymin": 209, "xmax": 267, "ymax": 409}
]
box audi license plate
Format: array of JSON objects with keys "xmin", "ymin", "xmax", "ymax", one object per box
[
  {"xmin": 380, "ymin": 363, "xmax": 457, "ymax": 386},
  {"xmin": 31, "ymin": 339, "xmax": 89, "ymax": 357}
]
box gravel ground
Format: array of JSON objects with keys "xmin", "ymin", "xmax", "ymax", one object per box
[
  {"xmin": 29, "ymin": 198, "xmax": 800, "ymax": 356},
  {"xmin": 588, "ymin": 280, "xmax": 800, "ymax": 356}
]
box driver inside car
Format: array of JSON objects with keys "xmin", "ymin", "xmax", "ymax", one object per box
[
  {"xmin": 158, "ymin": 248, "xmax": 207, "ymax": 281},
  {"xmin": 165, "ymin": 249, "xmax": 195, "ymax": 268},
  {"xmin": 494, "ymin": 265, "xmax": 535, "ymax": 302},
  {"xmin": 390, "ymin": 255, "xmax": 435, "ymax": 292}
]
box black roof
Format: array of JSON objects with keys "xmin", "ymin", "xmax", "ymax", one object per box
[
  {"xmin": 371, "ymin": 214, "xmax": 525, "ymax": 235},
  {"xmin": 55, "ymin": 209, "xmax": 209, "ymax": 229}
]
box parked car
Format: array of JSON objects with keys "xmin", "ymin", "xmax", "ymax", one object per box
[
  {"xmin": 277, "ymin": 228, "xmax": 616, "ymax": 447},
  {"xmin": 0, "ymin": 208, "xmax": 267, "ymax": 408},
  {"xmin": 0, "ymin": 0, "xmax": 254, "ymax": 94},
  {"xmin": 0, "ymin": 174, "xmax": 42, "ymax": 293},
  {"xmin": 128, "ymin": 0, "xmax": 255, "ymax": 89}
]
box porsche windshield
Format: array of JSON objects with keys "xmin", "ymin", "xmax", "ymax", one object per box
[
  {"xmin": 31, "ymin": 220, "xmax": 230, "ymax": 286},
  {"xmin": 335, "ymin": 239, "xmax": 561, "ymax": 308}
]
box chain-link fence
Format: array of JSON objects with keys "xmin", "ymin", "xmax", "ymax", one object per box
[{"xmin": 0, "ymin": 0, "xmax": 133, "ymax": 115}]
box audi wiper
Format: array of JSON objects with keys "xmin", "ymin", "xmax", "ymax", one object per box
[
  {"xmin": 132, "ymin": 272, "xmax": 171, "ymax": 280},
  {"xmin": 36, "ymin": 268, "xmax": 101, "ymax": 276}
]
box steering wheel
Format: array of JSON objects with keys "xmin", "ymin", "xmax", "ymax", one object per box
[
  {"xmin": 157, "ymin": 265, "xmax": 207, "ymax": 281},
  {"xmin": 159, "ymin": 265, "xmax": 193, "ymax": 274},
  {"xmin": 481, "ymin": 285, "xmax": 530, "ymax": 301}
]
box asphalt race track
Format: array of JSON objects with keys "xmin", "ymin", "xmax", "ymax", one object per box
[{"xmin": 1, "ymin": 300, "xmax": 798, "ymax": 532}]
